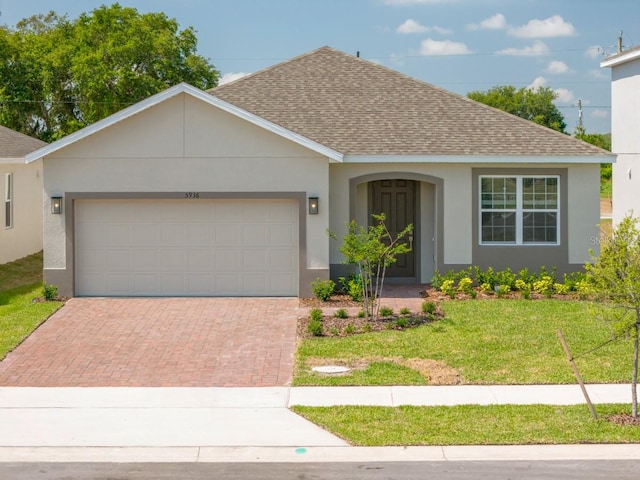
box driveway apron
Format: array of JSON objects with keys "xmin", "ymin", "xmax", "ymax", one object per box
[{"xmin": 0, "ymin": 297, "xmax": 299, "ymax": 387}]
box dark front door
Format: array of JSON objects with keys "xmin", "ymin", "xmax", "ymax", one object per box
[{"xmin": 369, "ymin": 179, "xmax": 416, "ymax": 279}]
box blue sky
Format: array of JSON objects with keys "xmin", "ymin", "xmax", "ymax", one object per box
[{"xmin": 2, "ymin": 0, "xmax": 639, "ymax": 134}]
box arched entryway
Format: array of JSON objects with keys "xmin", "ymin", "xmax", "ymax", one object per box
[{"xmin": 349, "ymin": 172, "xmax": 444, "ymax": 284}]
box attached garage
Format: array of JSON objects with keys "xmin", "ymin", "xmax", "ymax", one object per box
[{"xmin": 74, "ymin": 198, "xmax": 299, "ymax": 297}]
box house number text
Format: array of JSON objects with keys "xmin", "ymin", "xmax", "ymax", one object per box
[{"xmin": 185, "ymin": 192, "xmax": 200, "ymax": 198}]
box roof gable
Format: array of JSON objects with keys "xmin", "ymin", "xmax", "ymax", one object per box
[
  {"xmin": 25, "ymin": 83, "xmax": 342, "ymax": 163},
  {"xmin": 211, "ymin": 46, "xmax": 610, "ymax": 158}
]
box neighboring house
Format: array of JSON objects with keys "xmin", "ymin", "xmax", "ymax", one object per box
[
  {"xmin": 26, "ymin": 47, "xmax": 611, "ymax": 298},
  {"xmin": 0, "ymin": 126, "xmax": 46, "ymax": 265},
  {"xmin": 602, "ymin": 45, "xmax": 640, "ymax": 224}
]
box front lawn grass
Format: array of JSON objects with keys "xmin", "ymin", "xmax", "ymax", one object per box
[
  {"xmin": 295, "ymin": 299, "xmax": 632, "ymax": 385},
  {"xmin": 0, "ymin": 253, "xmax": 63, "ymax": 360},
  {"xmin": 291, "ymin": 404, "xmax": 640, "ymax": 446}
]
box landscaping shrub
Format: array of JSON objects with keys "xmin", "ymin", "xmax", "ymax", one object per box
[
  {"xmin": 422, "ymin": 300, "xmax": 436, "ymax": 315},
  {"xmin": 495, "ymin": 284, "xmax": 511, "ymax": 298},
  {"xmin": 308, "ymin": 308, "xmax": 324, "ymax": 336},
  {"xmin": 495, "ymin": 268, "xmax": 516, "ymax": 290},
  {"xmin": 533, "ymin": 275, "xmax": 554, "ymax": 298},
  {"xmin": 311, "ymin": 278, "xmax": 335, "ymax": 301},
  {"xmin": 339, "ymin": 275, "xmax": 364, "ymax": 302},
  {"xmin": 563, "ymin": 271, "xmax": 587, "ymax": 291},
  {"xmin": 457, "ymin": 277, "xmax": 474, "ymax": 295},
  {"xmin": 400, "ymin": 307, "xmax": 411, "ymax": 315},
  {"xmin": 42, "ymin": 283, "xmax": 58, "ymax": 301},
  {"xmin": 474, "ymin": 266, "xmax": 498, "ymax": 289},
  {"xmin": 515, "ymin": 279, "xmax": 532, "ymax": 299},
  {"xmin": 440, "ymin": 279, "xmax": 456, "ymax": 299},
  {"xmin": 334, "ymin": 308, "xmax": 348, "ymax": 319},
  {"xmin": 345, "ymin": 324, "xmax": 356, "ymax": 334},
  {"xmin": 379, "ymin": 306, "xmax": 394, "ymax": 317}
]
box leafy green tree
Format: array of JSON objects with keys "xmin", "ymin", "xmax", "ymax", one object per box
[
  {"xmin": 0, "ymin": 4, "xmax": 218, "ymax": 141},
  {"xmin": 574, "ymin": 126, "xmax": 611, "ymax": 151},
  {"xmin": 330, "ymin": 213, "xmax": 413, "ymax": 321},
  {"xmin": 584, "ymin": 215, "xmax": 640, "ymax": 417},
  {"xmin": 468, "ymin": 85, "xmax": 567, "ymax": 133}
]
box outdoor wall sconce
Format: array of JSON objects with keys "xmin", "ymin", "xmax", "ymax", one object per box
[
  {"xmin": 308, "ymin": 197, "xmax": 319, "ymax": 215},
  {"xmin": 51, "ymin": 196, "xmax": 63, "ymax": 215}
]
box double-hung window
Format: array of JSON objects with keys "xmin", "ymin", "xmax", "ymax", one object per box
[
  {"xmin": 480, "ymin": 175, "xmax": 559, "ymax": 245},
  {"xmin": 4, "ymin": 173, "xmax": 12, "ymax": 229}
]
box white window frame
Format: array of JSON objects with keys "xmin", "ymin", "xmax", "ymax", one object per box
[
  {"xmin": 4, "ymin": 173, "xmax": 12, "ymax": 229},
  {"xmin": 479, "ymin": 175, "xmax": 560, "ymax": 246}
]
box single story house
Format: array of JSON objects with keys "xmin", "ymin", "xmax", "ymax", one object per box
[
  {"xmin": 26, "ymin": 47, "xmax": 611, "ymax": 298},
  {"xmin": 602, "ymin": 45, "xmax": 640, "ymax": 224},
  {"xmin": 0, "ymin": 126, "xmax": 46, "ymax": 264}
]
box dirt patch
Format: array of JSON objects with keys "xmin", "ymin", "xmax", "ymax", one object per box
[
  {"xmin": 608, "ymin": 414, "xmax": 640, "ymax": 426},
  {"xmin": 303, "ymin": 356, "xmax": 460, "ymax": 385},
  {"xmin": 300, "ymin": 294, "xmax": 360, "ymax": 309}
]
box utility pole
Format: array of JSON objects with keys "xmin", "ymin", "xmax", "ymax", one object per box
[{"xmin": 577, "ymin": 99, "xmax": 583, "ymax": 130}]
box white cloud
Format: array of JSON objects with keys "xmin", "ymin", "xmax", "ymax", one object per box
[
  {"xmin": 508, "ymin": 15, "xmax": 575, "ymax": 38},
  {"xmin": 468, "ymin": 13, "xmax": 507, "ymax": 31},
  {"xmin": 397, "ymin": 19, "xmax": 452, "ymax": 35},
  {"xmin": 528, "ymin": 76, "xmax": 574, "ymax": 104},
  {"xmin": 218, "ymin": 72, "xmax": 249, "ymax": 85},
  {"xmin": 545, "ymin": 60, "xmax": 570, "ymax": 74},
  {"xmin": 585, "ymin": 45, "xmax": 603, "ymax": 59},
  {"xmin": 397, "ymin": 19, "xmax": 428, "ymax": 34},
  {"xmin": 554, "ymin": 88, "xmax": 575, "ymax": 104},
  {"xmin": 591, "ymin": 109, "xmax": 609, "ymax": 119},
  {"xmin": 384, "ymin": 0, "xmax": 456, "ymax": 5},
  {"xmin": 497, "ymin": 40, "xmax": 550, "ymax": 57},
  {"xmin": 528, "ymin": 76, "xmax": 547, "ymax": 90},
  {"xmin": 419, "ymin": 38, "xmax": 471, "ymax": 56},
  {"xmin": 588, "ymin": 69, "xmax": 608, "ymax": 80}
]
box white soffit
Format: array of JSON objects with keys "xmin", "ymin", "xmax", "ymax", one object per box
[{"xmin": 25, "ymin": 83, "xmax": 343, "ymax": 164}]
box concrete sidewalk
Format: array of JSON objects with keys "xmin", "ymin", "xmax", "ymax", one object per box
[{"xmin": 1, "ymin": 385, "xmax": 639, "ymax": 462}]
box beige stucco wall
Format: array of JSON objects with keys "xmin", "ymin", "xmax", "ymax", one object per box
[
  {"xmin": 610, "ymin": 59, "xmax": 640, "ymax": 223},
  {"xmin": 0, "ymin": 160, "xmax": 43, "ymax": 264},
  {"xmin": 567, "ymin": 163, "xmax": 601, "ymax": 262},
  {"xmin": 43, "ymin": 93, "xmax": 330, "ymax": 279}
]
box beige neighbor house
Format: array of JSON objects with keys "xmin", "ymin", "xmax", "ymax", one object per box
[
  {"xmin": 26, "ymin": 47, "xmax": 611, "ymax": 298},
  {"xmin": 0, "ymin": 126, "xmax": 46, "ymax": 265},
  {"xmin": 602, "ymin": 45, "xmax": 640, "ymax": 224}
]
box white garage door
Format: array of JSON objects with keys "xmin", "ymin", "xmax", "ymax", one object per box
[{"xmin": 75, "ymin": 199, "xmax": 299, "ymax": 296}]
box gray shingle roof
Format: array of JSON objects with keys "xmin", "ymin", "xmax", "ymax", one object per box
[
  {"xmin": 0, "ymin": 125, "xmax": 47, "ymax": 159},
  {"xmin": 210, "ymin": 47, "xmax": 609, "ymax": 157}
]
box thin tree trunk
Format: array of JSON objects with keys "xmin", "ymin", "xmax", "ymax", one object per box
[{"xmin": 633, "ymin": 319, "xmax": 639, "ymax": 418}]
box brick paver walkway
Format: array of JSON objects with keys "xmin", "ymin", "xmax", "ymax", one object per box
[{"xmin": 0, "ymin": 297, "xmax": 299, "ymax": 387}]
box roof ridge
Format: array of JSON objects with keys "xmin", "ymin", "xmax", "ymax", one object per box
[{"xmin": 210, "ymin": 46, "xmax": 336, "ymax": 91}]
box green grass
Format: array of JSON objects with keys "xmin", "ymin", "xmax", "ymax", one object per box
[
  {"xmin": 0, "ymin": 252, "xmax": 63, "ymax": 360},
  {"xmin": 601, "ymin": 177, "xmax": 612, "ymax": 199},
  {"xmin": 292, "ymin": 404, "xmax": 640, "ymax": 446},
  {"xmin": 295, "ymin": 299, "xmax": 632, "ymax": 385}
]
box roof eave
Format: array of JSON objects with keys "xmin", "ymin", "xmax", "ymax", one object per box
[
  {"xmin": 601, "ymin": 47, "xmax": 640, "ymax": 68},
  {"xmin": 25, "ymin": 82, "xmax": 344, "ymax": 164},
  {"xmin": 342, "ymin": 154, "xmax": 614, "ymax": 164}
]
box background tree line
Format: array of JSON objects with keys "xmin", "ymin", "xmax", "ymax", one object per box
[{"xmin": 0, "ymin": 3, "xmax": 218, "ymax": 142}]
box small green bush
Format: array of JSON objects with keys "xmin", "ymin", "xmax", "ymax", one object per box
[
  {"xmin": 310, "ymin": 308, "xmax": 323, "ymax": 322},
  {"xmin": 308, "ymin": 319, "xmax": 323, "ymax": 336},
  {"xmin": 345, "ymin": 324, "xmax": 356, "ymax": 335},
  {"xmin": 379, "ymin": 306, "xmax": 394, "ymax": 317},
  {"xmin": 480, "ymin": 282, "xmax": 493, "ymax": 293},
  {"xmin": 496, "ymin": 268, "xmax": 516, "ymax": 290},
  {"xmin": 554, "ymin": 283, "xmax": 570, "ymax": 295},
  {"xmin": 563, "ymin": 271, "xmax": 587, "ymax": 291},
  {"xmin": 495, "ymin": 284, "xmax": 511, "ymax": 298},
  {"xmin": 457, "ymin": 277, "xmax": 474, "ymax": 295},
  {"xmin": 400, "ymin": 307, "xmax": 411, "ymax": 315},
  {"xmin": 42, "ymin": 283, "xmax": 58, "ymax": 301},
  {"xmin": 330, "ymin": 327, "xmax": 339, "ymax": 336},
  {"xmin": 440, "ymin": 279, "xmax": 456, "ymax": 299},
  {"xmin": 533, "ymin": 275, "xmax": 554, "ymax": 298},
  {"xmin": 515, "ymin": 279, "xmax": 531, "ymax": 299},
  {"xmin": 339, "ymin": 275, "xmax": 365, "ymax": 302},
  {"xmin": 474, "ymin": 266, "xmax": 498, "ymax": 289},
  {"xmin": 334, "ymin": 308, "xmax": 348, "ymax": 319},
  {"xmin": 394, "ymin": 317, "xmax": 409, "ymax": 328},
  {"xmin": 311, "ymin": 278, "xmax": 335, "ymax": 301},
  {"xmin": 422, "ymin": 300, "xmax": 436, "ymax": 315}
]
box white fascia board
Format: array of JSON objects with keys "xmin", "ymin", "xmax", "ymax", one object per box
[
  {"xmin": 601, "ymin": 47, "xmax": 640, "ymax": 68},
  {"xmin": 25, "ymin": 82, "xmax": 344, "ymax": 164},
  {"xmin": 343, "ymin": 154, "xmax": 613, "ymax": 164}
]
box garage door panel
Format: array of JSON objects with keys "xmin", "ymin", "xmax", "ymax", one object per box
[
  {"xmin": 106, "ymin": 249, "xmax": 133, "ymax": 271},
  {"xmin": 75, "ymin": 199, "xmax": 298, "ymax": 296},
  {"xmin": 160, "ymin": 224, "xmax": 186, "ymax": 246}
]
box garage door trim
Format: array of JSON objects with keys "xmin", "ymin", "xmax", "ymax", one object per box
[{"xmin": 61, "ymin": 191, "xmax": 311, "ymax": 297}]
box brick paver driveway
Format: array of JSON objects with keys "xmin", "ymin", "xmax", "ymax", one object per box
[{"xmin": 0, "ymin": 297, "xmax": 299, "ymax": 387}]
